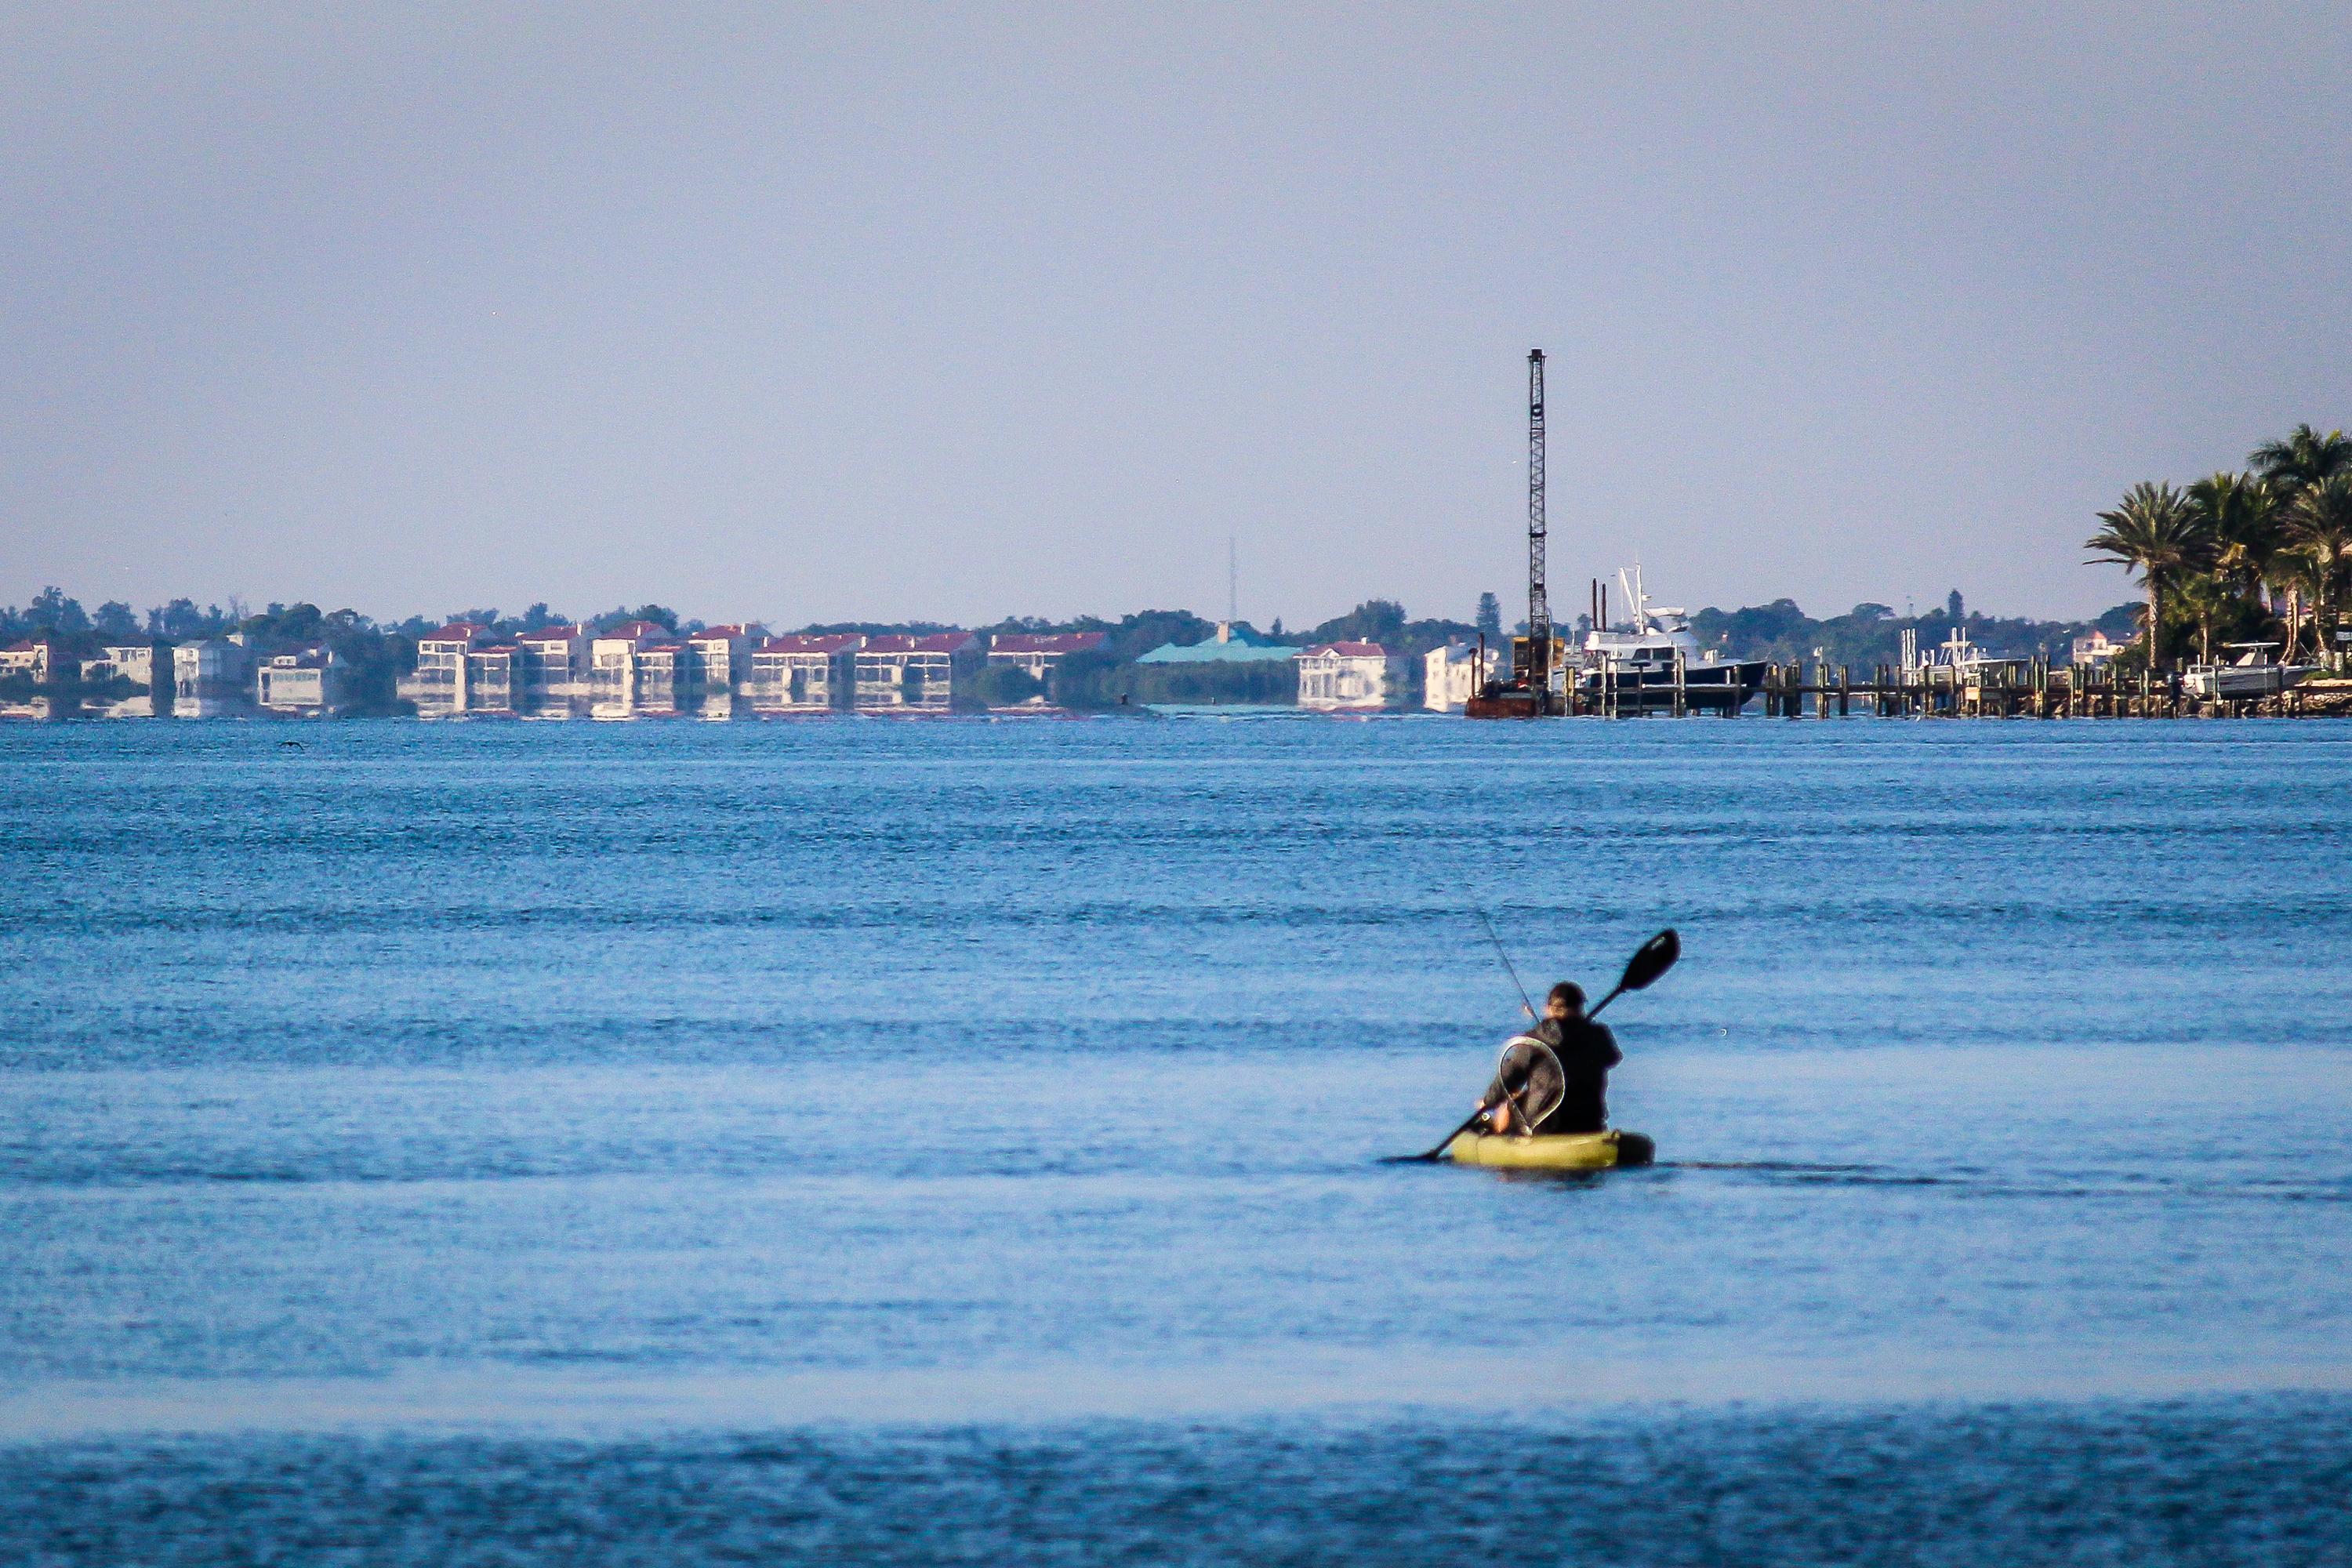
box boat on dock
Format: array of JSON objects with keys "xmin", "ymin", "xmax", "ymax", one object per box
[
  {"xmin": 2182, "ymin": 643, "xmax": 2316, "ymax": 701},
  {"xmin": 1575, "ymin": 567, "xmax": 1769, "ymax": 714}
]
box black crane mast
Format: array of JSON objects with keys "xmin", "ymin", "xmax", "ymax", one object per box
[{"xmin": 1526, "ymin": 348, "xmax": 1551, "ymax": 713}]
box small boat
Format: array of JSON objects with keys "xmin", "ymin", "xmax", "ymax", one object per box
[
  {"xmin": 2183, "ymin": 643, "xmax": 2315, "ymax": 700},
  {"xmin": 1446, "ymin": 1128, "xmax": 1656, "ymax": 1170}
]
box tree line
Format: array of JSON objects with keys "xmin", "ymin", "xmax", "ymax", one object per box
[{"xmin": 2086, "ymin": 423, "xmax": 2351, "ymax": 670}]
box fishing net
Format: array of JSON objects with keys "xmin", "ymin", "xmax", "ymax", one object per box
[{"xmin": 1483, "ymin": 1035, "xmax": 1565, "ymax": 1134}]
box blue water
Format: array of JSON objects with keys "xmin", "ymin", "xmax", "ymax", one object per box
[{"xmin": 5, "ymin": 717, "xmax": 2350, "ymax": 1564}]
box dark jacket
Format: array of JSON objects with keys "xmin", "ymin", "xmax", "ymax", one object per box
[{"xmin": 1533, "ymin": 1016, "xmax": 1620, "ymax": 1134}]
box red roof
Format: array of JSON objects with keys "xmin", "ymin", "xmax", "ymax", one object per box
[
  {"xmin": 517, "ymin": 624, "xmax": 583, "ymax": 642},
  {"xmin": 637, "ymin": 642, "xmax": 685, "ymax": 655},
  {"xmin": 693, "ymin": 623, "xmax": 766, "ymax": 641},
  {"xmin": 426, "ymin": 622, "xmax": 492, "ymax": 641},
  {"xmin": 862, "ymin": 633, "xmax": 979, "ymax": 654},
  {"xmin": 760, "ymin": 633, "xmax": 865, "ymax": 654},
  {"xmin": 1299, "ymin": 641, "xmax": 1392, "ymax": 659},
  {"xmin": 597, "ymin": 620, "xmax": 672, "ymax": 641},
  {"xmin": 989, "ymin": 632, "xmax": 1107, "ymax": 655}
]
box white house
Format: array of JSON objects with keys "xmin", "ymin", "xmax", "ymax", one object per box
[
  {"xmin": 1296, "ymin": 641, "xmax": 1406, "ymax": 712},
  {"xmin": 0, "ymin": 638, "xmax": 59, "ymax": 684},
  {"xmin": 1423, "ymin": 641, "xmax": 1499, "ymax": 713},
  {"xmin": 256, "ymin": 644, "xmax": 346, "ymax": 717},
  {"xmin": 0, "ymin": 637, "xmax": 65, "ymax": 720},
  {"xmin": 79, "ymin": 644, "xmax": 162, "ymax": 717},
  {"xmin": 172, "ymin": 639, "xmax": 254, "ymax": 718},
  {"xmin": 2071, "ymin": 630, "xmax": 2122, "ymax": 670},
  {"xmin": 748, "ymin": 633, "xmax": 864, "ymax": 713}
]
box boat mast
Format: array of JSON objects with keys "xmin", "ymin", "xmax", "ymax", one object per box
[{"xmin": 1526, "ymin": 349, "xmax": 1550, "ymax": 713}]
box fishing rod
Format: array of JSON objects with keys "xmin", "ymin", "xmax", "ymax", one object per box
[{"xmin": 1463, "ymin": 893, "xmax": 1537, "ymax": 1023}]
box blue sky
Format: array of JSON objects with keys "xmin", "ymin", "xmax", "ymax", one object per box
[{"xmin": 5, "ymin": 3, "xmax": 2348, "ymax": 626}]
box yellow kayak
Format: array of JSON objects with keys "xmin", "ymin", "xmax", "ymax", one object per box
[{"xmin": 1445, "ymin": 1128, "xmax": 1655, "ymax": 1171}]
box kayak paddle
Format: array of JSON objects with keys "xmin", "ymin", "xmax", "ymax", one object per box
[{"xmin": 1386, "ymin": 927, "xmax": 1680, "ymax": 1163}]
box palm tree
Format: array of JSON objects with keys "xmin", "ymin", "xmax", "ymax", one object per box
[
  {"xmin": 2250, "ymin": 424, "xmax": 2352, "ymax": 496},
  {"xmin": 2186, "ymin": 470, "xmax": 2282, "ymax": 609},
  {"xmin": 2281, "ymin": 474, "xmax": 2352, "ymax": 666},
  {"xmin": 2086, "ymin": 481, "xmax": 2212, "ymax": 671}
]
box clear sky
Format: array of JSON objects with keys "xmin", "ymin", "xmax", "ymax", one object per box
[{"xmin": 5, "ymin": 4, "xmax": 2348, "ymax": 628}]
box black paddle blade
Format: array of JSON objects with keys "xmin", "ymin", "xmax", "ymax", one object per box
[
  {"xmin": 1385, "ymin": 1109, "xmax": 1483, "ymax": 1163},
  {"xmin": 1617, "ymin": 928, "xmax": 1680, "ymax": 993}
]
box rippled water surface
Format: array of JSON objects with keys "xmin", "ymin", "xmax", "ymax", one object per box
[{"xmin": 4, "ymin": 717, "xmax": 2350, "ymax": 1563}]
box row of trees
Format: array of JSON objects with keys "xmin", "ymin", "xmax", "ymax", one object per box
[{"xmin": 2086, "ymin": 424, "xmax": 2352, "ymax": 670}]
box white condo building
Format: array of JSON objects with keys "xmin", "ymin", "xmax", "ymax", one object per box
[
  {"xmin": 984, "ymin": 632, "xmax": 1107, "ymax": 706},
  {"xmin": 408, "ymin": 622, "xmax": 596, "ymax": 718},
  {"xmin": 589, "ymin": 621, "xmax": 671, "ymax": 718},
  {"xmin": 409, "ymin": 622, "xmax": 495, "ymax": 717},
  {"xmin": 748, "ymin": 633, "xmax": 864, "ymax": 713},
  {"xmin": 855, "ymin": 633, "xmax": 982, "ymax": 712}
]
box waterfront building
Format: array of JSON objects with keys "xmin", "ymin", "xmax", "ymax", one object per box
[
  {"xmin": 589, "ymin": 621, "xmax": 671, "ymax": 718},
  {"xmin": 0, "ymin": 638, "xmax": 67, "ymax": 719},
  {"xmin": 412, "ymin": 630, "xmax": 494, "ymax": 719},
  {"xmin": 1133, "ymin": 622, "xmax": 1300, "ymax": 667},
  {"xmin": 1131, "ymin": 622, "xmax": 1301, "ymax": 709},
  {"xmin": 630, "ymin": 641, "xmax": 688, "ymax": 716},
  {"xmin": 0, "ymin": 638, "xmax": 61, "ymax": 684},
  {"xmin": 748, "ymin": 633, "xmax": 863, "ymax": 713},
  {"xmin": 985, "ymin": 632, "xmax": 1106, "ymax": 705},
  {"xmin": 514, "ymin": 625, "xmax": 590, "ymax": 717},
  {"xmin": 79, "ymin": 644, "xmax": 162, "ymax": 717},
  {"xmin": 255, "ymin": 644, "xmax": 347, "ymax": 717},
  {"xmin": 1424, "ymin": 641, "xmax": 1498, "ymax": 713},
  {"xmin": 855, "ymin": 633, "xmax": 982, "ymax": 712},
  {"xmin": 685, "ymin": 626, "xmax": 764, "ymax": 697},
  {"xmin": 2072, "ymin": 630, "xmax": 2122, "ymax": 670},
  {"xmin": 408, "ymin": 622, "xmax": 495, "ymax": 717},
  {"xmin": 171, "ymin": 638, "xmax": 255, "ymax": 718},
  {"xmin": 463, "ymin": 644, "xmax": 518, "ymax": 715},
  {"xmin": 1296, "ymin": 641, "xmax": 1406, "ymax": 712}
]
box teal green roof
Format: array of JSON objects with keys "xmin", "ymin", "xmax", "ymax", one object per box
[{"xmin": 1135, "ymin": 626, "xmax": 1302, "ymax": 664}]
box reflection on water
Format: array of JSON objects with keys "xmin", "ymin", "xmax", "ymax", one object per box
[{"xmin": 4, "ymin": 717, "xmax": 2349, "ymax": 1561}]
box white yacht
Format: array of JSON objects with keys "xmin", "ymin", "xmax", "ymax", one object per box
[
  {"xmin": 2182, "ymin": 643, "xmax": 2315, "ymax": 700},
  {"xmin": 1577, "ymin": 567, "xmax": 1769, "ymax": 713},
  {"xmin": 1900, "ymin": 624, "xmax": 2012, "ymax": 682}
]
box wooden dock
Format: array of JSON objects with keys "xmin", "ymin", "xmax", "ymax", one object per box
[{"xmin": 1560, "ymin": 664, "xmax": 2352, "ymax": 719}]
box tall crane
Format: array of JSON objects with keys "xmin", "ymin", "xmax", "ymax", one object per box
[{"xmin": 1525, "ymin": 348, "xmax": 1551, "ymax": 713}]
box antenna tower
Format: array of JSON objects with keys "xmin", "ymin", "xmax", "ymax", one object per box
[{"xmin": 1526, "ymin": 349, "xmax": 1551, "ymax": 712}]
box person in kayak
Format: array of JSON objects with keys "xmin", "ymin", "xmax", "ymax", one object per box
[{"xmin": 1475, "ymin": 981, "xmax": 1622, "ymax": 1135}]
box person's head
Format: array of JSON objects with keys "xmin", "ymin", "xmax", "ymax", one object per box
[{"xmin": 1545, "ymin": 981, "xmax": 1585, "ymax": 1021}]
